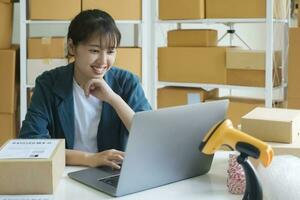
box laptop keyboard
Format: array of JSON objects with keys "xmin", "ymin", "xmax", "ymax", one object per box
[{"xmin": 98, "ymin": 175, "xmax": 120, "ymax": 187}]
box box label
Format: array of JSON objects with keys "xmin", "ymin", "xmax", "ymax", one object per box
[{"xmin": 0, "ymin": 139, "xmax": 60, "ymax": 159}]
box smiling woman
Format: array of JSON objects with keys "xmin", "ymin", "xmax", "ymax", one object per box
[{"xmin": 19, "ymin": 9, "xmax": 152, "ymax": 169}]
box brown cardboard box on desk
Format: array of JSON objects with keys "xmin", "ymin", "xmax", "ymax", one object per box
[
  {"xmin": 241, "ymin": 107, "xmax": 300, "ymax": 144},
  {"xmin": 29, "ymin": 0, "xmax": 80, "ymax": 20},
  {"xmin": 159, "ymin": 0, "xmax": 205, "ymax": 20},
  {"xmin": 268, "ymin": 142, "xmax": 300, "ymax": 158},
  {"xmin": 167, "ymin": 29, "xmax": 218, "ymax": 47},
  {"xmin": 206, "ymin": 97, "xmax": 264, "ymax": 128},
  {"xmin": 82, "ymin": 0, "xmax": 141, "ymax": 20},
  {"xmin": 0, "ymin": 139, "xmax": 65, "ymax": 194}
]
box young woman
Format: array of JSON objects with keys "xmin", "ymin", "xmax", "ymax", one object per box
[{"xmin": 19, "ymin": 9, "xmax": 151, "ymax": 169}]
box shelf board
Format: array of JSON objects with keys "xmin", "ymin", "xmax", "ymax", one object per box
[
  {"xmin": 26, "ymin": 20, "xmax": 142, "ymax": 24},
  {"xmin": 156, "ymin": 18, "xmax": 288, "ymax": 24},
  {"xmin": 157, "ymin": 81, "xmax": 284, "ymax": 91}
]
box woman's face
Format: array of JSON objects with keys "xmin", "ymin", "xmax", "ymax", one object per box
[{"xmin": 69, "ymin": 35, "xmax": 117, "ymax": 85}]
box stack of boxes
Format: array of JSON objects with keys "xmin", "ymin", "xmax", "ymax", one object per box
[
  {"xmin": 158, "ymin": 0, "xmax": 286, "ymax": 128},
  {"xmin": 26, "ymin": 0, "xmax": 142, "ymax": 105},
  {"xmin": 241, "ymin": 107, "xmax": 300, "ymax": 157},
  {"xmin": 158, "ymin": 29, "xmax": 221, "ymax": 108},
  {"xmin": 159, "ymin": 0, "xmax": 288, "ymax": 20},
  {"xmin": 0, "ymin": 0, "xmax": 19, "ymax": 146}
]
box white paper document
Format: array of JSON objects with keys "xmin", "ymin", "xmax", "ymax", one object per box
[{"xmin": 0, "ymin": 139, "xmax": 59, "ymax": 159}]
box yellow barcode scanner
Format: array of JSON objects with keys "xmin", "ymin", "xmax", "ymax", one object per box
[{"xmin": 199, "ymin": 119, "xmax": 274, "ymax": 200}]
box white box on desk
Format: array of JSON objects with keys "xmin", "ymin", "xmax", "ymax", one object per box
[
  {"xmin": 241, "ymin": 107, "xmax": 300, "ymax": 144},
  {"xmin": 0, "ymin": 139, "xmax": 65, "ymax": 194}
]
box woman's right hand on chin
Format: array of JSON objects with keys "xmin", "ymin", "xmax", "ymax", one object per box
[{"xmin": 84, "ymin": 149, "xmax": 125, "ymax": 169}]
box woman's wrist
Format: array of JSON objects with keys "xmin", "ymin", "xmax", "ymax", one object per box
[
  {"xmin": 83, "ymin": 152, "xmax": 94, "ymax": 167},
  {"xmin": 107, "ymin": 93, "xmax": 121, "ymax": 106}
]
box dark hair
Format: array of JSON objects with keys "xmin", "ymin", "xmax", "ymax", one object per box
[{"xmin": 67, "ymin": 9, "xmax": 121, "ymax": 53}]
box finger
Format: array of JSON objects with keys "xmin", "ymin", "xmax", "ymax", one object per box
[
  {"xmin": 111, "ymin": 149, "xmax": 125, "ymax": 157},
  {"xmin": 84, "ymin": 80, "xmax": 93, "ymax": 96},
  {"xmin": 109, "ymin": 154, "xmax": 124, "ymax": 162},
  {"xmin": 105, "ymin": 160, "xmax": 121, "ymax": 170}
]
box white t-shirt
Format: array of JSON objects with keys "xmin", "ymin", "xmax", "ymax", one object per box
[{"xmin": 73, "ymin": 79, "xmax": 102, "ymax": 153}]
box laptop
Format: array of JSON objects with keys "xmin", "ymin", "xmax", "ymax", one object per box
[{"xmin": 68, "ymin": 100, "xmax": 228, "ymax": 197}]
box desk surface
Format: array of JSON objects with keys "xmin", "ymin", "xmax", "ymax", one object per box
[{"xmin": 53, "ymin": 151, "xmax": 242, "ymax": 200}]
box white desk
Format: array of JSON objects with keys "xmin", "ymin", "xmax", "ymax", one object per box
[{"xmin": 52, "ymin": 151, "xmax": 242, "ymax": 200}]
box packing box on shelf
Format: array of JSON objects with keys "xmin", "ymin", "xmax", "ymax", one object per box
[
  {"xmin": 0, "ymin": 113, "xmax": 17, "ymax": 146},
  {"xmin": 206, "ymin": 0, "xmax": 288, "ymax": 19},
  {"xmin": 28, "ymin": 37, "xmax": 66, "ymax": 59},
  {"xmin": 0, "ymin": 46, "xmax": 19, "ymax": 114},
  {"xmin": 0, "ymin": 1, "xmax": 12, "ymax": 49},
  {"xmin": 268, "ymin": 142, "xmax": 300, "ymax": 157},
  {"xmin": 159, "ymin": 0, "xmax": 205, "ymax": 20},
  {"xmin": 207, "ymin": 97, "xmax": 264, "ymax": 128},
  {"xmin": 288, "ymin": 28, "xmax": 300, "ymax": 99},
  {"xmin": 298, "ymin": 10, "xmax": 300, "ymax": 27},
  {"xmin": 167, "ymin": 29, "xmax": 218, "ymax": 47},
  {"xmin": 227, "ymin": 68, "xmax": 282, "ymax": 87},
  {"xmin": 158, "ymin": 47, "xmax": 227, "ymax": 84},
  {"xmin": 226, "ymin": 49, "xmax": 282, "ymax": 70},
  {"xmin": 115, "ymin": 48, "xmax": 142, "ymax": 78},
  {"xmin": 241, "ymin": 107, "xmax": 300, "ymax": 143},
  {"xmin": 29, "ymin": 0, "xmax": 81, "ymax": 20},
  {"xmin": 0, "ymin": 139, "xmax": 65, "ymax": 194},
  {"xmin": 287, "ymin": 98, "xmax": 300, "ymax": 109},
  {"xmin": 157, "ymin": 87, "xmax": 219, "ymax": 108},
  {"xmin": 27, "ymin": 59, "xmax": 68, "ymax": 85},
  {"xmin": 82, "ymin": 0, "xmax": 141, "ymax": 20}
]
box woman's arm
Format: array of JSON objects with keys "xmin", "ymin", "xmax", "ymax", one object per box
[
  {"xmin": 84, "ymin": 78, "xmax": 135, "ymax": 131},
  {"xmin": 66, "ymin": 149, "xmax": 125, "ymax": 169}
]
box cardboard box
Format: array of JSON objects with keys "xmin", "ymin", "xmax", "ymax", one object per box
[
  {"xmin": 0, "ymin": 47, "xmax": 19, "ymax": 113},
  {"xmin": 207, "ymin": 97, "xmax": 264, "ymax": 128},
  {"xmin": 241, "ymin": 107, "xmax": 300, "ymax": 143},
  {"xmin": 0, "ymin": 113, "xmax": 17, "ymax": 146},
  {"xmin": 226, "ymin": 49, "xmax": 282, "ymax": 70},
  {"xmin": 158, "ymin": 47, "xmax": 227, "ymax": 84},
  {"xmin": 0, "ymin": 1, "xmax": 12, "ymax": 49},
  {"xmin": 0, "ymin": 139, "xmax": 65, "ymax": 194},
  {"xmin": 82, "ymin": 0, "xmax": 141, "ymax": 20},
  {"xmin": 268, "ymin": 142, "xmax": 300, "ymax": 157},
  {"xmin": 206, "ymin": 0, "xmax": 288, "ymax": 19},
  {"xmin": 27, "ymin": 59, "xmax": 68, "ymax": 85},
  {"xmin": 157, "ymin": 87, "xmax": 218, "ymax": 108},
  {"xmin": 114, "ymin": 48, "xmax": 142, "ymax": 78},
  {"xmin": 167, "ymin": 29, "xmax": 218, "ymax": 47},
  {"xmin": 298, "ymin": 10, "xmax": 300, "ymax": 27},
  {"xmin": 159, "ymin": 0, "xmax": 205, "ymax": 20},
  {"xmin": 287, "ymin": 98, "xmax": 300, "ymax": 109},
  {"xmin": 28, "ymin": 37, "xmax": 66, "ymax": 59},
  {"xmin": 29, "ymin": 0, "xmax": 81, "ymax": 20},
  {"xmin": 227, "ymin": 68, "xmax": 282, "ymax": 87},
  {"xmin": 288, "ymin": 28, "xmax": 300, "ymax": 99}
]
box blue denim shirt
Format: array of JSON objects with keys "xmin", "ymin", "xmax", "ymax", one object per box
[{"xmin": 19, "ymin": 63, "xmax": 151, "ymax": 151}]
